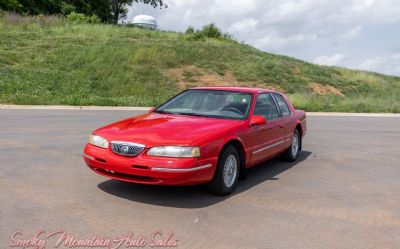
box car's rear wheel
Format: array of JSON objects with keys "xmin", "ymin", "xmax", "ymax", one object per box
[
  {"xmin": 283, "ymin": 129, "xmax": 301, "ymax": 162},
  {"xmin": 208, "ymin": 145, "xmax": 240, "ymax": 195}
]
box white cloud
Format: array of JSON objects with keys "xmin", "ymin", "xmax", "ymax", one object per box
[
  {"xmin": 254, "ymin": 34, "xmax": 307, "ymax": 50},
  {"xmin": 342, "ymin": 26, "xmax": 363, "ymax": 39},
  {"xmin": 358, "ymin": 57, "xmax": 385, "ymax": 71},
  {"xmin": 314, "ymin": 54, "xmax": 347, "ymax": 66},
  {"xmin": 228, "ymin": 18, "xmax": 258, "ymax": 33},
  {"xmin": 356, "ymin": 55, "xmax": 400, "ymax": 76},
  {"xmin": 128, "ymin": 0, "xmax": 400, "ymax": 75},
  {"xmin": 391, "ymin": 54, "xmax": 400, "ymax": 60},
  {"xmin": 212, "ymin": 0, "xmax": 258, "ymax": 15},
  {"xmin": 263, "ymin": 0, "xmax": 316, "ymax": 23}
]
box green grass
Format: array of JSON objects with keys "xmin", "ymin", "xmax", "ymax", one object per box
[{"xmin": 1, "ymin": 15, "xmax": 400, "ymax": 112}]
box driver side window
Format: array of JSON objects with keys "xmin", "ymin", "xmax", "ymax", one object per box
[{"xmin": 253, "ymin": 93, "xmax": 279, "ymax": 120}]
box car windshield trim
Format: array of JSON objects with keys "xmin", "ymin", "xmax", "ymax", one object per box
[
  {"xmin": 155, "ymin": 89, "xmax": 254, "ymax": 120},
  {"xmin": 155, "ymin": 111, "xmax": 243, "ymax": 120}
]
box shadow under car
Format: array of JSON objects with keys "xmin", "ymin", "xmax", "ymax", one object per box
[{"xmin": 97, "ymin": 150, "xmax": 312, "ymax": 208}]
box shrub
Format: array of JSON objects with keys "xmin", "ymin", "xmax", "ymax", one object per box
[
  {"xmin": 185, "ymin": 26, "xmax": 195, "ymax": 34},
  {"xmin": 222, "ymin": 32, "xmax": 235, "ymax": 40},
  {"xmin": 184, "ymin": 23, "xmax": 235, "ymax": 41},
  {"xmin": 0, "ymin": 0, "xmax": 22, "ymax": 13},
  {"xmin": 201, "ymin": 23, "xmax": 222, "ymax": 39},
  {"xmin": 60, "ymin": 2, "xmax": 76, "ymax": 15},
  {"xmin": 66, "ymin": 12, "xmax": 100, "ymax": 24}
]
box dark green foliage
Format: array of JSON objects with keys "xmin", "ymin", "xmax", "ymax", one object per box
[
  {"xmin": 185, "ymin": 26, "xmax": 194, "ymax": 34},
  {"xmin": 66, "ymin": 11, "xmax": 100, "ymax": 24},
  {"xmin": 185, "ymin": 23, "xmax": 235, "ymax": 42},
  {"xmin": 0, "ymin": 0, "xmax": 90, "ymax": 15},
  {"xmin": 0, "ymin": 0, "xmax": 22, "ymax": 12},
  {"xmin": 201, "ymin": 23, "xmax": 222, "ymax": 38},
  {"xmin": 0, "ymin": 0, "xmax": 166, "ymax": 23},
  {"xmin": 60, "ymin": 2, "xmax": 75, "ymax": 15}
]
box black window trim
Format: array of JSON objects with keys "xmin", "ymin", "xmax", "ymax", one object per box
[
  {"xmin": 271, "ymin": 92, "xmax": 291, "ymax": 117},
  {"xmin": 252, "ymin": 92, "xmax": 281, "ymax": 121}
]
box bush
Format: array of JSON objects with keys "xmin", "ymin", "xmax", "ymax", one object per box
[
  {"xmin": 201, "ymin": 23, "xmax": 222, "ymax": 39},
  {"xmin": 184, "ymin": 23, "xmax": 235, "ymax": 41},
  {"xmin": 66, "ymin": 12, "xmax": 100, "ymax": 24},
  {"xmin": 185, "ymin": 26, "xmax": 195, "ymax": 34},
  {"xmin": 0, "ymin": 0, "xmax": 22, "ymax": 12},
  {"xmin": 60, "ymin": 2, "xmax": 76, "ymax": 15}
]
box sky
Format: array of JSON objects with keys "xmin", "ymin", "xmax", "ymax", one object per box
[{"xmin": 127, "ymin": 0, "xmax": 400, "ymax": 76}]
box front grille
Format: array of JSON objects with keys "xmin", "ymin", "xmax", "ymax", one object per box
[{"xmin": 110, "ymin": 141, "xmax": 145, "ymax": 157}]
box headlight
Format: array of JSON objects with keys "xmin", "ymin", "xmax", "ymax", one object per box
[
  {"xmin": 147, "ymin": 146, "xmax": 200, "ymax": 158},
  {"xmin": 88, "ymin": 135, "xmax": 109, "ymax": 149}
]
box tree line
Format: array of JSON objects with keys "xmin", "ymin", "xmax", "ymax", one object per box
[{"xmin": 0, "ymin": 0, "xmax": 165, "ymax": 24}]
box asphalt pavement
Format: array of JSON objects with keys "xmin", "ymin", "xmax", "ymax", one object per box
[{"xmin": 1, "ymin": 109, "xmax": 399, "ymax": 249}]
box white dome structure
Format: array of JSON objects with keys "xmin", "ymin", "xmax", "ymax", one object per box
[{"xmin": 130, "ymin": 14, "xmax": 157, "ymax": 29}]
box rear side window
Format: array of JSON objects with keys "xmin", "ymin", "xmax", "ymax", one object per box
[
  {"xmin": 272, "ymin": 93, "xmax": 291, "ymax": 116},
  {"xmin": 253, "ymin": 93, "xmax": 279, "ymax": 120}
]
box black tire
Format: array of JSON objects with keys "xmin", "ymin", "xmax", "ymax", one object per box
[
  {"xmin": 283, "ymin": 129, "xmax": 301, "ymax": 162},
  {"xmin": 208, "ymin": 145, "xmax": 240, "ymax": 195},
  {"xmin": 239, "ymin": 166, "xmax": 248, "ymax": 180}
]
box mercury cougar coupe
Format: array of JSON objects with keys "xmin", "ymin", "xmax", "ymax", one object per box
[{"xmin": 83, "ymin": 87, "xmax": 307, "ymax": 195}]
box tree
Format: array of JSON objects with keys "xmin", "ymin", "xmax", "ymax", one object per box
[
  {"xmin": 0, "ymin": 0, "xmax": 22, "ymax": 12},
  {"xmin": 201, "ymin": 23, "xmax": 222, "ymax": 39},
  {"xmin": 111, "ymin": 0, "xmax": 165, "ymax": 24},
  {"xmin": 87, "ymin": 0, "xmax": 113, "ymax": 23},
  {"xmin": 0, "ymin": 0, "xmax": 166, "ymax": 24},
  {"xmin": 3, "ymin": 0, "xmax": 63, "ymax": 14}
]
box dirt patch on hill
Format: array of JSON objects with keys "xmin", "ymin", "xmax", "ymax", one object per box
[
  {"xmin": 168, "ymin": 65, "xmax": 245, "ymax": 89},
  {"xmin": 310, "ymin": 82, "xmax": 344, "ymax": 96},
  {"xmin": 168, "ymin": 65, "xmax": 284, "ymax": 92}
]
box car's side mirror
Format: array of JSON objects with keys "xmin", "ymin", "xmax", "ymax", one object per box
[
  {"xmin": 148, "ymin": 107, "xmax": 156, "ymax": 113},
  {"xmin": 250, "ymin": 115, "xmax": 267, "ymax": 126}
]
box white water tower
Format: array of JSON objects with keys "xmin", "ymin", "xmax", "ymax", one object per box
[{"xmin": 130, "ymin": 14, "xmax": 157, "ymax": 30}]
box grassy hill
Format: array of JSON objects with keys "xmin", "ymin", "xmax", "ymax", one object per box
[{"xmin": 1, "ymin": 14, "xmax": 400, "ymax": 112}]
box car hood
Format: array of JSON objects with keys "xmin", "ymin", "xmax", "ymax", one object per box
[{"xmin": 94, "ymin": 112, "xmax": 243, "ymax": 147}]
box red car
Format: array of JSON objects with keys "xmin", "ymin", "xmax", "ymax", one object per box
[{"xmin": 83, "ymin": 87, "xmax": 307, "ymax": 195}]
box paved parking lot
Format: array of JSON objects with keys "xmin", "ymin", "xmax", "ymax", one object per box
[{"xmin": 1, "ymin": 109, "xmax": 400, "ymax": 249}]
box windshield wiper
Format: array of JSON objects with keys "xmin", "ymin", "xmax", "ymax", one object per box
[
  {"xmin": 175, "ymin": 112, "xmax": 211, "ymax": 117},
  {"xmin": 157, "ymin": 111, "xmax": 235, "ymax": 119},
  {"xmin": 155, "ymin": 110, "xmax": 175, "ymax": 114},
  {"xmin": 155, "ymin": 110, "xmax": 206, "ymax": 117}
]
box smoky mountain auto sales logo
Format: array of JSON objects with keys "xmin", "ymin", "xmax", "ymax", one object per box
[{"xmin": 8, "ymin": 230, "xmax": 178, "ymax": 249}]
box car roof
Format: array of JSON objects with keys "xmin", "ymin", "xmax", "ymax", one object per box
[{"xmin": 190, "ymin": 86, "xmax": 274, "ymax": 94}]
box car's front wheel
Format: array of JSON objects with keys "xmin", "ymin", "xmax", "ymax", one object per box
[{"xmin": 208, "ymin": 145, "xmax": 240, "ymax": 195}]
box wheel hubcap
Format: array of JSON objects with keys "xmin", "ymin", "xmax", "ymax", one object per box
[
  {"xmin": 223, "ymin": 154, "xmax": 238, "ymax": 188},
  {"xmin": 291, "ymin": 133, "xmax": 299, "ymax": 157}
]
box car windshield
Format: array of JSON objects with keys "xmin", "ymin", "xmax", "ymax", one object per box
[{"xmin": 155, "ymin": 90, "xmax": 253, "ymax": 120}]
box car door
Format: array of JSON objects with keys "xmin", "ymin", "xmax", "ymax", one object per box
[
  {"xmin": 244, "ymin": 93, "xmax": 286, "ymax": 164},
  {"xmin": 272, "ymin": 93, "xmax": 293, "ymax": 147}
]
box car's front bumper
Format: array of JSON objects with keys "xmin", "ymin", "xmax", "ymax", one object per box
[{"xmin": 83, "ymin": 144, "xmax": 217, "ymax": 186}]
